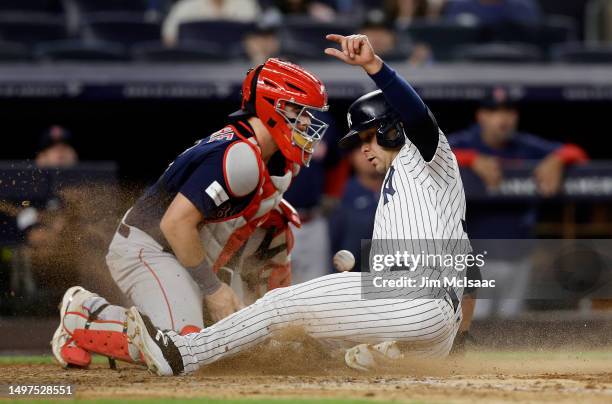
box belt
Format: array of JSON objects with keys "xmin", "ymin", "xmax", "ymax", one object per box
[
  {"xmin": 117, "ymin": 221, "xmax": 174, "ymax": 254},
  {"xmin": 445, "ymin": 287, "xmax": 459, "ymax": 313}
]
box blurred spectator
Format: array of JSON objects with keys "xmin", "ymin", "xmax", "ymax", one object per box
[
  {"xmin": 244, "ymin": 24, "xmax": 280, "ymax": 64},
  {"xmin": 359, "ymin": 11, "xmax": 397, "ymax": 55},
  {"xmin": 606, "ymin": 1, "xmax": 612, "ymax": 42},
  {"xmin": 329, "ymin": 147, "xmax": 384, "ymax": 272},
  {"xmin": 359, "ymin": 10, "xmax": 433, "ymax": 66},
  {"xmin": 449, "ymin": 87, "xmax": 588, "ymax": 319},
  {"xmin": 268, "ymin": 0, "xmax": 337, "ymax": 22},
  {"xmin": 444, "ymin": 0, "xmax": 541, "ymax": 27},
  {"xmin": 384, "ymin": 0, "xmax": 443, "ymax": 29},
  {"xmin": 163, "ymin": 0, "xmax": 261, "ymax": 46},
  {"xmin": 35, "ymin": 125, "xmax": 79, "ymax": 169},
  {"xmin": 449, "ymin": 87, "xmax": 588, "ymax": 237}
]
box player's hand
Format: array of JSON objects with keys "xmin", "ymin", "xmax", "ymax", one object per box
[
  {"xmin": 534, "ymin": 154, "xmax": 564, "ymax": 197},
  {"xmin": 324, "ymin": 34, "xmax": 383, "ymax": 75},
  {"xmin": 472, "ymin": 155, "xmax": 503, "ymax": 190},
  {"xmin": 204, "ymin": 283, "xmax": 245, "ymax": 323}
]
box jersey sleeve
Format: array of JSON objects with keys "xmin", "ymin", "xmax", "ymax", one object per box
[
  {"xmin": 179, "ymin": 155, "xmax": 232, "ymax": 218},
  {"xmin": 179, "ymin": 141, "xmax": 261, "ymax": 218}
]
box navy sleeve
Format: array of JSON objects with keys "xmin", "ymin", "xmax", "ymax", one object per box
[
  {"xmin": 442, "ymin": 0, "xmax": 464, "ymax": 20},
  {"xmin": 514, "ymin": 0, "xmax": 541, "ymax": 25},
  {"xmin": 517, "ymin": 133, "xmax": 562, "ymax": 159},
  {"xmin": 369, "ymin": 63, "xmax": 439, "ymax": 161},
  {"xmin": 179, "ymin": 157, "xmax": 231, "ymax": 218},
  {"xmin": 447, "ymin": 127, "xmax": 479, "ymax": 148}
]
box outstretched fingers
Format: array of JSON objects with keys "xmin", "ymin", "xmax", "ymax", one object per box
[
  {"xmin": 324, "ymin": 47, "xmax": 350, "ymax": 62},
  {"xmin": 326, "ymin": 34, "xmax": 351, "ymax": 57},
  {"xmin": 325, "ymin": 33, "xmax": 345, "ymax": 43}
]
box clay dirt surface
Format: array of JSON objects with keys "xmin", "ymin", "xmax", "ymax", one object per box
[{"xmin": 2, "ymin": 333, "xmax": 612, "ymax": 404}]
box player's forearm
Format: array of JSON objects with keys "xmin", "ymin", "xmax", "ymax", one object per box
[
  {"xmin": 162, "ymin": 222, "xmax": 222, "ymax": 294},
  {"xmin": 367, "ymin": 61, "xmax": 429, "ymax": 127},
  {"xmin": 160, "ymin": 221, "xmax": 205, "ymax": 268}
]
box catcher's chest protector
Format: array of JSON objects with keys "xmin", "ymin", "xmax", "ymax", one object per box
[{"xmin": 199, "ymin": 126, "xmax": 295, "ymax": 292}]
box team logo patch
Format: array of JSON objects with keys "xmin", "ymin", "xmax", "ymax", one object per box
[
  {"xmin": 382, "ymin": 167, "xmax": 396, "ymax": 205},
  {"xmin": 207, "ymin": 127, "xmax": 235, "ymax": 143},
  {"xmin": 205, "ymin": 181, "xmax": 230, "ymax": 207}
]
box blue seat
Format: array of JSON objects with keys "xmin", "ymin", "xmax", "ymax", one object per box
[
  {"xmin": 0, "ymin": 0, "xmax": 63, "ymax": 13},
  {"xmin": 0, "ymin": 13, "xmax": 66, "ymax": 47},
  {"xmin": 83, "ymin": 13, "xmax": 161, "ymax": 46},
  {"xmin": 72, "ymin": 0, "xmax": 151, "ymax": 13},
  {"xmin": 177, "ymin": 21, "xmax": 256, "ymax": 58},
  {"xmin": 0, "ymin": 41, "xmax": 31, "ymax": 62},
  {"xmin": 34, "ymin": 40, "xmax": 128, "ymax": 62},
  {"xmin": 400, "ymin": 21, "xmax": 482, "ymax": 61},
  {"xmin": 132, "ymin": 41, "xmax": 230, "ymax": 62},
  {"xmin": 483, "ymin": 17, "xmax": 577, "ymax": 53},
  {"xmin": 532, "ymin": 17, "xmax": 578, "ymax": 52},
  {"xmin": 280, "ymin": 18, "xmax": 357, "ymax": 60},
  {"xmin": 453, "ymin": 43, "xmax": 543, "ymax": 63},
  {"xmin": 552, "ymin": 43, "xmax": 612, "ymax": 64},
  {"xmin": 538, "ymin": 0, "xmax": 586, "ymax": 32}
]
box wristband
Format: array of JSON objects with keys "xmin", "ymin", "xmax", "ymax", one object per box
[{"xmin": 187, "ymin": 259, "xmax": 222, "ymax": 295}]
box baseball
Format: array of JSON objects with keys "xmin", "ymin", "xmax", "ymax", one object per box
[{"xmin": 333, "ymin": 250, "xmax": 355, "ymax": 272}]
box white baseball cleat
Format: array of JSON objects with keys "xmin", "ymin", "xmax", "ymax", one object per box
[
  {"xmin": 126, "ymin": 307, "xmax": 184, "ymax": 376},
  {"xmin": 50, "ymin": 286, "xmax": 97, "ymax": 368},
  {"xmin": 345, "ymin": 341, "xmax": 402, "ymax": 371}
]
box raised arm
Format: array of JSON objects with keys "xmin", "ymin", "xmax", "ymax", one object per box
[{"xmin": 325, "ymin": 34, "xmax": 439, "ymax": 161}]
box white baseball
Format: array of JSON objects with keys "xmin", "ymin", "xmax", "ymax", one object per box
[{"xmin": 333, "ymin": 250, "xmax": 355, "ymax": 272}]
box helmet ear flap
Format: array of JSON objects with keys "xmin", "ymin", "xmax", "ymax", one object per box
[
  {"xmin": 376, "ymin": 118, "xmax": 405, "ymax": 149},
  {"xmin": 243, "ymin": 64, "xmax": 264, "ymax": 115}
]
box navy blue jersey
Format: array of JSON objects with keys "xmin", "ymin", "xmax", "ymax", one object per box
[
  {"xmin": 448, "ymin": 125, "xmax": 562, "ymax": 239},
  {"xmin": 126, "ymin": 122, "xmax": 260, "ymax": 249},
  {"xmin": 448, "ymin": 124, "xmax": 562, "ymax": 160},
  {"xmin": 444, "ymin": 0, "xmax": 541, "ymax": 26}
]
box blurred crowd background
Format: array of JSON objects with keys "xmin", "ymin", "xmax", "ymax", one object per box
[
  {"xmin": 1, "ymin": 0, "xmax": 612, "ymax": 321},
  {"xmin": 0, "ymin": 0, "xmax": 610, "ymax": 63}
]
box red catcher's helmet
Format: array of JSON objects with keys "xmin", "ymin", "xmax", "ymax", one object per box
[{"xmin": 230, "ymin": 58, "xmax": 329, "ymax": 166}]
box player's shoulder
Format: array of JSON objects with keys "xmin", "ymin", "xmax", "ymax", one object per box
[
  {"xmin": 187, "ymin": 125, "xmax": 263, "ymax": 197},
  {"xmin": 222, "ymin": 138, "xmax": 262, "ymax": 197}
]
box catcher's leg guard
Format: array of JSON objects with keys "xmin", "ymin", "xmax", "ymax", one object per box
[
  {"xmin": 51, "ymin": 286, "xmax": 94, "ymax": 368},
  {"xmin": 51, "ymin": 286, "xmax": 141, "ymax": 368},
  {"xmin": 71, "ymin": 328, "xmax": 134, "ymax": 363}
]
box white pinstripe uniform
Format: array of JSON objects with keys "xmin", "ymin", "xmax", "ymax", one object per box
[
  {"xmin": 372, "ymin": 129, "xmax": 471, "ymax": 295},
  {"xmin": 163, "ymin": 128, "xmax": 471, "ymax": 374}
]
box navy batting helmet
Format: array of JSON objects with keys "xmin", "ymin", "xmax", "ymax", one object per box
[{"xmin": 339, "ymin": 90, "xmax": 405, "ymax": 149}]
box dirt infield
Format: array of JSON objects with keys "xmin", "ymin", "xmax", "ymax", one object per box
[{"xmin": 3, "ymin": 335, "xmax": 612, "ymax": 404}]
